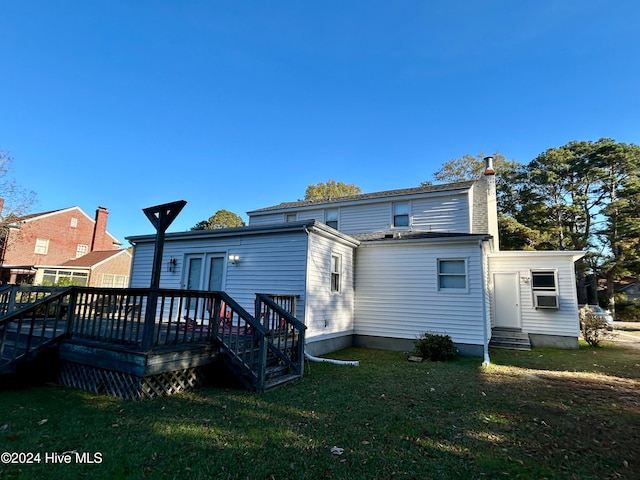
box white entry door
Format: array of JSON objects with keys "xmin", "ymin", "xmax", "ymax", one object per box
[{"xmin": 493, "ymin": 272, "xmax": 521, "ymax": 329}]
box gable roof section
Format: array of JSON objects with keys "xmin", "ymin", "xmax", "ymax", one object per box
[
  {"xmin": 6, "ymin": 207, "xmax": 76, "ymax": 225},
  {"xmin": 247, "ymin": 181, "xmax": 476, "ymax": 215},
  {"xmin": 59, "ymin": 249, "xmax": 131, "ymax": 268},
  {"xmin": 126, "ymin": 220, "xmax": 360, "ymax": 248},
  {"xmin": 6, "ymin": 205, "xmax": 121, "ymax": 245}
]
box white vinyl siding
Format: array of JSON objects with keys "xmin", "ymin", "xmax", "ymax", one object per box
[
  {"xmin": 488, "ymin": 253, "xmax": 581, "ymax": 337},
  {"xmin": 339, "ymin": 203, "xmax": 392, "ymax": 234},
  {"xmin": 354, "ymin": 241, "xmax": 485, "ymax": 346},
  {"xmin": 304, "ymin": 233, "xmax": 355, "ymax": 343},
  {"xmin": 410, "ymin": 195, "xmax": 469, "ymax": 232},
  {"xmin": 249, "ymin": 191, "xmax": 472, "ymax": 235},
  {"xmin": 248, "ymin": 213, "xmax": 286, "ymax": 226},
  {"xmin": 129, "ymin": 230, "xmax": 310, "ymax": 325},
  {"xmin": 296, "ymin": 209, "xmax": 324, "ymax": 222}
]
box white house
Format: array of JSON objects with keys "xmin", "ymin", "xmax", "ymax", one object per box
[{"xmin": 127, "ymin": 158, "xmax": 585, "ymax": 359}]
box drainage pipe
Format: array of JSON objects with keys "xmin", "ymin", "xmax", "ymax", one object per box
[
  {"xmin": 305, "ymin": 352, "xmax": 359, "ymax": 367},
  {"xmin": 479, "ymin": 240, "xmax": 491, "ymax": 366}
]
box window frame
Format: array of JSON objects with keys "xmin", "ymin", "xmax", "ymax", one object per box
[
  {"xmin": 285, "ymin": 213, "xmax": 297, "ymax": 223},
  {"xmin": 325, "ymin": 209, "xmax": 339, "ymax": 230},
  {"xmin": 531, "ymin": 270, "xmax": 558, "ymax": 292},
  {"xmin": 392, "ymin": 202, "xmax": 410, "ymax": 228},
  {"xmin": 76, "ymin": 244, "xmax": 89, "ymax": 258},
  {"xmin": 330, "ymin": 253, "xmax": 342, "ymax": 294},
  {"xmin": 530, "ymin": 270, "xmax": 559, "ymax": 309},
  {"xmin": 34, "ymin": 238, "xmax": 49, "ymax": 255},
  {"xmin": 102, "ymin": 274, "xmax": 129, "ymax": 288},
  {"xmin": 437, "ymin": 258, "xmax": 468, "ymax": 293},
  {"xmin": 41, "ymin": 268, "xmax": 88, "ymax": 286}
]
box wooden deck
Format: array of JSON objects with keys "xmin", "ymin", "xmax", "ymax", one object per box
[{"xmin": 0, "ymin": 286, "xmax": 306, "ymax": 398}]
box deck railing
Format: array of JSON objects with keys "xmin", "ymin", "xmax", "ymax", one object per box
[
  {"xmin": 0, "ymin": 285, "xmax": 69, "ymax": 317},
  {"xmin": 0, "ymin": 287, "xmax": 303, "ymax": 390},
  {"xmin": 0, "ymin": 289, "xmax": 71, "ymax": 369},
  {"xmin": 255, "ymin": 293, "xmax": 306, "ymax": 377}
]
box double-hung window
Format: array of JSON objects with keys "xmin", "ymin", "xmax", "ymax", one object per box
[
  {"xmin": 325, "ymin": 209, "xmax": 339, "ymax": 229},
  {"xmin": 331, "ymin": 254, "xmax": 342, "ymax": 293},
  {"xmin": 34, "ymin": 238, "xmax": 49, "ymax": 255},
  {"xmin": 393, "ymin": 202, "xmax": 409, "ymax": 227},
  {"xmin": 438, "ymin": 259, "xmax": 467, "ymax": 291}
]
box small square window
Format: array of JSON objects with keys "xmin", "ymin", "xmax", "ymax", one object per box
[
  {"xmin": 331, "ymin": 254, "xmax": 341, "ymax": 293},
  {"xmin": 438, "ymin": 259, "xmax": 467, "ymax": 290},
  {"xmin": 285, "ymin": 213, "xmax": 297, "ymax": 222},
  {"xmin": 393, "ymin": 203, "xmax": 409, "ymax": 227}
]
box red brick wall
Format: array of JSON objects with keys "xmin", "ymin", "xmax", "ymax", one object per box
[{"xmin": 2, "ymin": 208, "xmax": 118, "ymax": 267}]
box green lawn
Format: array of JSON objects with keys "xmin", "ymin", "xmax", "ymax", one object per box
[{"xmin": 1, "ymin": 342, "xmax": 639, "ymax": 479}]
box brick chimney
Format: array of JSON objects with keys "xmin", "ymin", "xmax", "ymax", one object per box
[
  {"xmin": 483, "ymin": 156, "xmax": 499, "ymax": 251},
  {"xmin": 91, "ymin": 206, "xmax": 110, "ymax": 251}
]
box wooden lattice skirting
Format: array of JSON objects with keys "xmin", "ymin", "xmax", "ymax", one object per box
[{"xmin": 58, "ymin": 361, "xmax": 212, "ymax": 400}]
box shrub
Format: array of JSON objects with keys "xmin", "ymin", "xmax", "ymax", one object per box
[
  {"xmin": 580, "ymin": 307, "xmax": 615, "ymax": 347},
  {"xmin": 414, "ymin": 333, "xmax": 458, "ymax": 361}
]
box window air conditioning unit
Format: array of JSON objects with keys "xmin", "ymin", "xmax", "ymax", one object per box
[{"xmin": 534, "ymin": 293, "xmax": 559, "ymax": 309}]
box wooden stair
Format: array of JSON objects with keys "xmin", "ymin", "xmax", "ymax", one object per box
[
  {"xmin": 220, "ymin": 346, "xmax": 301, "ymax": 391},
  {"xmin": 490, "ymin": 328, "xmax": 531, "ymax": 351},
  {"xmin": 263, "ymin": 365, "xmax": 300, "ymax": 391},
  {"xmin": 1, "ymin": 327, "xmax": 65, "ymax": 375}
]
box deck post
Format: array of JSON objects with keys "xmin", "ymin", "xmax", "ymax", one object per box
[{"xmin": 140, "ymin": 200, "xmax": 186, "ymax": 351}]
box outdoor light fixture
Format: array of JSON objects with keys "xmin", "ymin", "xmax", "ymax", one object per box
[
  {"xmin": 229, "ymin": 254, "xmax": 240, "ymax": 265},
  {"xmin": 167, "ymin": 257, "xmax": 177, "ymax": 272}
]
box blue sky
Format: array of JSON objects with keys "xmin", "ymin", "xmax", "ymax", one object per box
[{"xmin": 1, "ymin": 1, "xmax": 639, "ymax": 244}]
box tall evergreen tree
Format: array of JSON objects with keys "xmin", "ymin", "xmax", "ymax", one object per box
[{"xmin": 425, "ymin": 141, "xmax": 640, "ymax": 310}]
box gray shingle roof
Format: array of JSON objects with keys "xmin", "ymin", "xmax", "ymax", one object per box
[
  {"xmin": 248, "ymin": 181, "xmax": 475, "ymax": 214},
  {"xmin": 352, "ymin": 231, "xmax": 490, "ymax": 242}
]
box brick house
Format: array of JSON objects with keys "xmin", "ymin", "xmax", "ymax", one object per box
[
  {"xmin": 33, "ymin": 249, "xmax": 132, "ymax": 288},
  {"xmin": 0, "ymin": 204, "xmax": 126, "ymax": 285}
]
